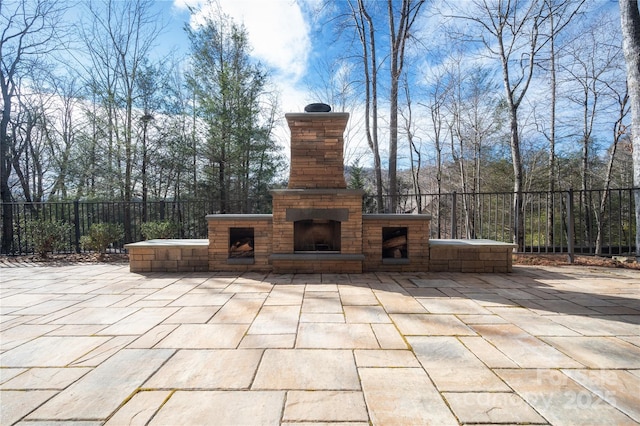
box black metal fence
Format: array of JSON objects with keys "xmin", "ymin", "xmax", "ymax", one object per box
[
  {"xmin": 1, "ymin": 188, "xmax": 636, "ymax": 256},
  {"xmin": 364, "ymin": 188, "xmax": 637, "ymax": 256}
]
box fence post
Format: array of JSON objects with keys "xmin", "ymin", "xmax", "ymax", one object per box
[
  {"xmin": 74, "ymin": 200, "xmax": 81, "ymax": 253},
  {"xmin": 566, "ymin": 189, "xmax": 575, "ymax": 264},
  {"xmin": 451, "ymin": 191, "xmax": 457, "ymax": 239},
  {"xmin": 160, "ymin": 201, "xmax": 166, "ymax": 221}
]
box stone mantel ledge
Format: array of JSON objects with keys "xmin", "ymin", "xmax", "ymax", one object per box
[
  {"xmin": 430, "ymin": 239, "xmax": 516, "ymax": 248},
  {"xmin": 270, "ymin": 189, "xmax": 365, "ymax": 196},
  {"xmin": 363, "ymin": 213, "xmax": 432, "ymax": 221},
  {"xmin": 206, "ymin": 214, "xmax": 273, "ymax": 221},
  {"xmin": 125, "ymin": 239, "xmax": 209, "ymax": 248}
]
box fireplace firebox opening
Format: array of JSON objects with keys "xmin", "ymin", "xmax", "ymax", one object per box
[
  {"xmin": 294, "ymin": 219, "xmax": 341, "ymax": 252},
  {"xmin": 229, "ymin": 227, "xmax": 254, "ymax": 258},
  {"xmin": 382, "ymin": 227, "xmax": 408, "ymax": 259}
]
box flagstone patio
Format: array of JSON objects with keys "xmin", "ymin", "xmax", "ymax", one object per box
[{"xmin": 1, "ymin": 262, "xmax": 639, "ymax": 425}]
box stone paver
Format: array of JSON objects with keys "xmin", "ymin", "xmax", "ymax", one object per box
[
  {"xmin": 252, "ymin": 349, "xmax": 360, "ymax": 390},
  {"xmin": 470, "ymin": 323, "xmax": 584, "ymax": 368},
  {"xmin": 354, "ymin": 349, "xmax": 421, "ymax": 367},
  {"xmin": 359, "ymin": 367, "xmax": 458, "ymax": 425},
  {"xmin": 144, "ymin": 349, "xmax": 262, "ymax": 389},
  {"xmin": 1, "ymin": 263, "xmax": 639, "ymax": 425},
  {"xmin": 0, "ymin": 367, "xmax": 91, "ymax": 389},
  {"xmin": 296, "ymin": 323, "xmax": 379, "ymax": 348},
  {"xmin": 0, "ymin": 390, "xmax": 57, "ymax": 425},
  {"xmin": 103, "ymin": 390, "xmax": 170, "ymax": 426},
  {"xmin": 443, "ymin": 391, "xmax": 546, "ymax": 424},
  {"xmin": 155, "ymin": 323, "xmax": 248, "ymax": 348},
  {"xmin": 283, "ymin": 391, "xmax": 368, "ymax": 422},
  {"xmin": 391, "ymin": 313, "xmax": 476, "ymax": 335},
  {"xmin": 562, "ymin": 369, "xmax": 640, "ymax": 422},
  {"xmin": 542, "ymin": 336, "xmax": 640, "ymax": 368},
  {"xmin": 497, "ymin": 368, "xmax": 639, "ymax": 425},
  {"xmin": 0, "ymin": 336, "xmax": 111, "ymax": 367},
  {"xmin": 26, "ymin": 348, "xmax": 174, "ymax": 421},
  {"xmin": 149, "ymin": 391, "xmax": 285, "ymax": 425},
  {"xmin": 409, "ymin": 336, "xmax": 511, "ymax": 392}
]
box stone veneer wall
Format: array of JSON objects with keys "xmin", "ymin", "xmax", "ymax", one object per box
[
  {"xmin": 429, "ymin": 239, "xmax": 516, "ymax": 273},
  {"xmin": 126, "ymin": 240, "xmax": 209, "ymax": 273},
  {"xmin": 270, "ymin": 189, "xmax": 364, "ymax": 255},
  {"xmin": 362, "ymin": 215, "xmax": 430, "ymax": 272},
  {"xmin": 286, "ymin": 112, "xmax": 349, "ymax": 189},
  {"xmin": 207, "ymin": 215, "xmax": 273, "ymax": 272}
]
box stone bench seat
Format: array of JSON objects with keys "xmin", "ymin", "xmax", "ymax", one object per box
[
  {"xmin": 429, "ymin": 239, "xmax": 516, "ymax": 273},
  {"xmin": 125, "ymin": 239, "xmax": 209, "ymax": 273}
]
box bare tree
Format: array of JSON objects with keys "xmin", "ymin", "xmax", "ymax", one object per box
[
  {"xmin": 425, "ymin": 72, "xmax": 450, "ymax": 237},
  {"xmin": 1, "ymin": 0, "xmax": 68, "ymax": 252},
  {"xmin": 562, "ymin": 12, "xmax": 625, "ymax": 251},
  {"xmin": 619, "ymin": 0, "xmax": 640, "ymax": 260},
  {"xmin": 47, "ymin": 73, "xmax": 84, "ymax": 200},
  {"xmin": 538, "ymin": 0, "xmax": 585, "ymax": 249},
  {"xmin": 595, "ymin": 87, "xmax": 629, "ymax": 255},
  {"xmin": 400, "ymin": 74, "xmax": 422, "ymax": 213},
  {"xmin": 347, "ymin": 0, "xmax": 384, "ymax": 211},
  {"xmin": 387, "ymin": 0, "xmax": 426, "ymax": 211},
  {"xmin": 307, "ymin": 58, "xmax": 365, "ymax": 165},
  {"xmin": 84, "ymin": 0, "xmax": 160, "ymax": 199},
  {"xmin": 11, "ymin": 77, "xmax": 53, "ymax": 203},
  {"xmin": 81, "ymin": 0, "xmax": 161, "ymax": 241},
  {"xmin": 563, "ymin": 14, "xmax": 621, "ymax": 194},
  {"xmin": 450, "ymin": 0, "xmax": 551, "ymax": 250}
]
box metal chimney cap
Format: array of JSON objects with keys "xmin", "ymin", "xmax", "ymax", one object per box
[{"xmin": 304, "ymin": 103, "xmax": 331, "ymax": 113}]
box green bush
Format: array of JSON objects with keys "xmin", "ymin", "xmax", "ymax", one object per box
[
  {"xmin": 25, "ymin": 219, "xmax": 72, "ymax": 258},
  {"xmin": 141, "ymin": 221, "xmax": 179, "ymax": 240},
  {"xmin": 80, "ymin": 223, "xmax": 124, "ymax": 256}
]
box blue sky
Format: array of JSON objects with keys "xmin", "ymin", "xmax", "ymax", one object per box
[
  {"xmin": 143, "ymin": 0, "xmax": 625, "ymax": 168},
  {"xmin": 149, "ymin": 0, "xmax": 373, "ymax": 162},
  {"xmin": 152, "ymin": 0, "xmax": 320, "ymax": 113}
]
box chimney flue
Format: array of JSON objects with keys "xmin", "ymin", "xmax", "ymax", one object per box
[{"xmin": 304, "ymin": 103, "xmax": 331, "ymax": 113}]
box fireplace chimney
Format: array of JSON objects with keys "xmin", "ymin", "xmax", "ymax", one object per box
[{"xmin": 286, "ymin": 104, "xmax": 349, "ymax": 189}]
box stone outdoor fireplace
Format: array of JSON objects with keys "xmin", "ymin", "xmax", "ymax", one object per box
[
  {"xmin": 129, "ymin": 104, "xmax": 516, "ymax": 274},
  {"xmin": 205, "ymin": 104, "xmax": 431, "ymax": 273}
]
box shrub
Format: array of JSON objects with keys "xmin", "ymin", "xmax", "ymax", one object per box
[
  {"xmin": 25, "ymin": 219, "xmax": 72, "ymax": 258},
  {"xmin": 80, "ymin": 223, "xmax": 124, "ymax": 257},
  {"xmin": 141, "ymin": 221, "xmax": 179, "ymax": 240}
]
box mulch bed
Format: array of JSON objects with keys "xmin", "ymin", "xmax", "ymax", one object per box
[
  {"xmin": 0, "ymin": 253, "xmax": 129, "ymax": 266},
  {"xmin": 513, "ymin": 253, "xmax": 640, "ymax": 270}
]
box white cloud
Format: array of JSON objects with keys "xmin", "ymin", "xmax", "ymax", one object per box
[
  {"xmin": 174, "ymin": 0, "xmax": 320, "ymax": 163},
  {"xmin": 174, "ymin": 0, "xmax": 311, "ymax": 83}
]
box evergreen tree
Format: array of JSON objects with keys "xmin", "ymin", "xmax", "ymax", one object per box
[
  {"xmin": 348, "ymin": 159, "xmax": 367, "ymax": 190},
  {"xmin": 186, "ymin": 7, "xmax": 281, "ymax": 213}
]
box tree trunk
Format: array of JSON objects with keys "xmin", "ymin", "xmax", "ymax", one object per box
[
  {"xmin": 1, "ymin": 98, "xmax": 14, "ymax": 253},
  {"xmin": 547, "ymin": 6, "xmax": 557, "ymax": 251},
  {"xmin": 387, "ymin": 0, "xmax": 424, "ymax": 213},
  {"xmin": 402, "ymin": 81, "xmax": 422, "ymax": 213},
  {"xmin": 508, "ymin": 104, "xmax": 525, "ymax": 251},
  {"xmin": 619, "ymin": 0, "xmax": 640, "ymax": 260},
  {"xmin": 352, "ymin": 0, "xmax": 383, "ymax": 212}
]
